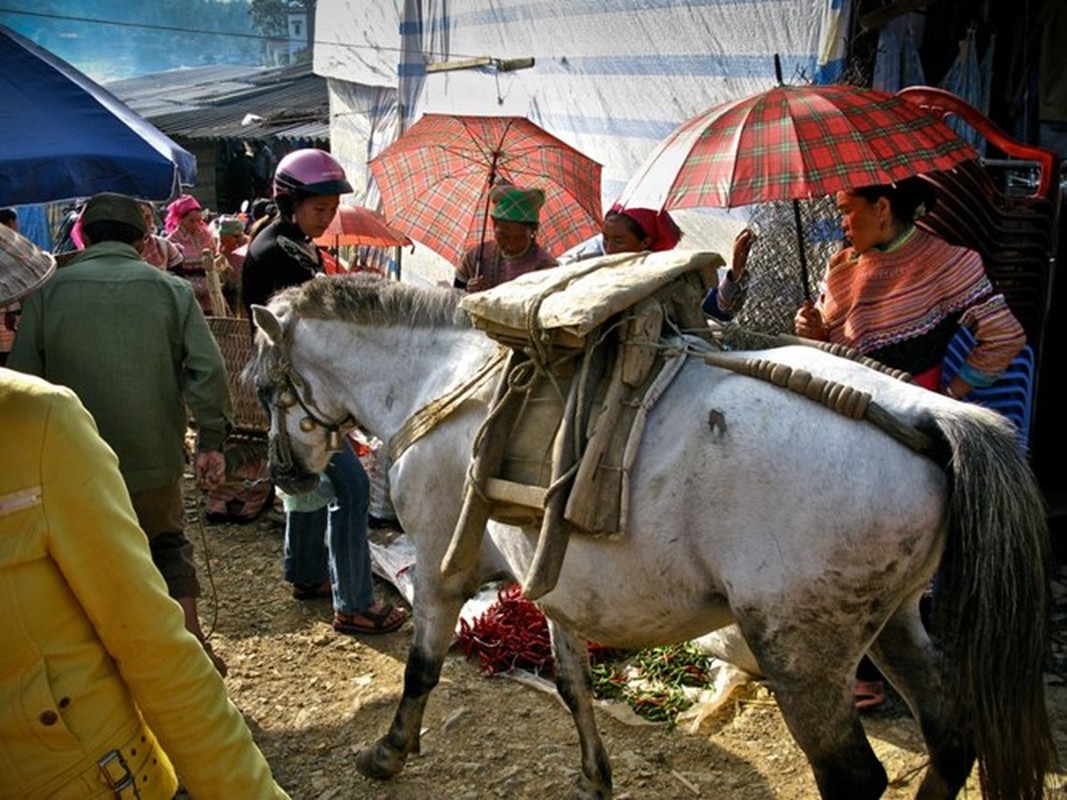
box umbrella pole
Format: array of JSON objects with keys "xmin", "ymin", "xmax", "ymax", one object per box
[
  {"xmin": 476, "ymin": 148, "xmax": 506, "ymax": 278},
  {"xmin": 792, "ymin": 199, "xmax": 810, "ymax": 301},
  {"xmin": 475, "ymin": 186, "xmax": 494, "ymax": 278},
  {"xmin": 776, "ymin": 55, "xmax": 811, "ymax": 301}
]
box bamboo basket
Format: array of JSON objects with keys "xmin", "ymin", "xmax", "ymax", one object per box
[{"xmin": 206, "ymin": 316, "xmax": 269, "ymax": 435}]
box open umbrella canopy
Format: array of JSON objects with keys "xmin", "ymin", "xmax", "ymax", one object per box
[
  {"xmin": 314, "ymin": 205, "xmax": 412, "ymax": 249},
  {"xmin": 616, "ymin": 81, "xmax": 979, "ymax": 298},
  {"xmin": 0, "ymin": 25, "xmax": 196, "ymax": 206},
  {"xmin": 369, "ymin": 114, "xmax": 602, "ymax": 266},
  {"xmin": 617, "ymin": 82, "xmax": 979, "ymax": 212}
]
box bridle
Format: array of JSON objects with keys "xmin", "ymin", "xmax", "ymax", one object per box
[
  {"xmin": 262, "ymin": 315, "xmax": 508, "ymax": 479},
  {"xmin": 264, "ymin": 330, "xmax": 354, "ymax": 477}
]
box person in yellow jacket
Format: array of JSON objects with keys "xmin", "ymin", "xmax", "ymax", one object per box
[{"xmin": 0, "ymin": 226, "xmax": 289, "ymax": 798}]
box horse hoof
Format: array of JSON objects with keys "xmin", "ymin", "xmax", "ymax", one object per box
[
  {"xmin": 355, "ymin": 741, "xmax": 406, "ymax": 780},
  {"xmin": 569, "ymin": 779, "xmax": 611, "ymax": 800}
]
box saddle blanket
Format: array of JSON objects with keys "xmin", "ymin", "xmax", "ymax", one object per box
[{"xmin": 459, "ymin": 248, "xmax": 724, "ymax": 345}]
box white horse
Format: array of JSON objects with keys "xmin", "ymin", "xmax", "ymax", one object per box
[{"xmin": 249, "ymin": 274, "xmax": 1054, "ymax": 800}]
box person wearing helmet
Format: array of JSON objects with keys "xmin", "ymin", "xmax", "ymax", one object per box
[
  {"xmin": 241, "ymin": 148, "xmax": 352, "ymax": 318},
  {"xmin": 241, "ymin": 149, "xmax": 409, "ymax": 636}
]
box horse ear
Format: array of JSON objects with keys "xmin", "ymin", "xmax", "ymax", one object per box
[{"xmin": 252, "ymin": 304, "xmax": 284, "ymax": 345}]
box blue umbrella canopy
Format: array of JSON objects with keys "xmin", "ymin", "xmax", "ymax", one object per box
[{"xmin": 0, "ymin": 25, "xmax": 196, "ymax": 205}]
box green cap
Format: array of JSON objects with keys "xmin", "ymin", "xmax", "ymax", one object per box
[
  {"xmin": 81, "ymin": 192, "xmax": 148, "ymax": 235},
  {"xmin": 217, "ymin": 216, "xmax": 244, "ymax": 236},
  {"xmin": 490, "ymin": 184, "xmax": 545, "ymax": 224}
]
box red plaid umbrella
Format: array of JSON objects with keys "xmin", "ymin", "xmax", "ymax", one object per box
[
  {"xmin": 616, "ymin": 81, "xmax": 979, "ymax": 296},
  {"xmin": 369, "ymin": 114, "xmax": 602, "ymax": 266},
  {"xmin": 618, "ymin": 83, "xmax": 978, "ymax": 210},
  {"xmin": 313, "ymin": 205, "xmax": 412, "ymax": 249}
]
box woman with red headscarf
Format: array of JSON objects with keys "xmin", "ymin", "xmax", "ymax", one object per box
[{"xmin": 602, "ymin": 206, "xmax": 755, "ymax": 321}]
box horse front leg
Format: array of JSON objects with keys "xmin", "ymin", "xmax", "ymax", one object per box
[
  {"xmin": 549, "ymin": 620, "xmax": 613, "ymax": 800},
  {"xmin": 355, "ymin": 577, "xmax": 468, "ymax": 780}
]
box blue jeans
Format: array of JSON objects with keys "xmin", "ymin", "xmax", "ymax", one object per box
[{"xmin": 283, "ymin": 441, "xmax": 374, "ymax": 614}]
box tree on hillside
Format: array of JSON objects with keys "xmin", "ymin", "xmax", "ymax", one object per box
[
  {"xmin": 250, "ymin": 0, "xmax": 287, "ymax": 37},
  {"xmin": 250, "ymin": 0, "xmax": 315, "ymax": 63}
]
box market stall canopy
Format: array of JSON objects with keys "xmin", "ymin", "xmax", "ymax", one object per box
[{"xmin": 0, "ymin": 25, "xmax": 197, "ymax": 206}]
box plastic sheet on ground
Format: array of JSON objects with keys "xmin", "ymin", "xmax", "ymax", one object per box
[
  {"xmin": 369, "ymin": 533, "xmax": 501, "ymax": 632},
  {"xmin": 369, "ymin": 533, "xmax": 761, "ymax": 730}
]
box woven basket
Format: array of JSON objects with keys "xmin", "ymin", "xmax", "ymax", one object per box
[{"xmin": 207, "ymin": 316, "xmax": 269, "ymax": 434}]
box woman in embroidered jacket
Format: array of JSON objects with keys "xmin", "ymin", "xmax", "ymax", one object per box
[
  {"xmin": 165, "ymin": 194, "xmax": 221, "ymax": 315},
  {"xmin": 794, "ymin": 177, "xmax": 1025, "ymax": 400},
  {"xmin": 794, "ymin": 177, "xmax": 1026, "ymax": 711}
]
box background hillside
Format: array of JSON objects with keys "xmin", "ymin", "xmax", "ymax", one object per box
[{"xmin": 0, "ymin": 1, "xmax": 263, "ymax": 80}]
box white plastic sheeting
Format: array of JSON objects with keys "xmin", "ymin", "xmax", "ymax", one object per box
[{"xmin": 316, "ymin": 0, "xmax": 852, "ymax": 280}]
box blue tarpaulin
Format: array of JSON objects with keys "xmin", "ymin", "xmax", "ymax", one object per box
[{"xmin": 0, "ymin": 25, "xmax": 196, "ymax": 206}]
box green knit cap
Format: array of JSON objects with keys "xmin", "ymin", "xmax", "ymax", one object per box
[
  {"xmin": 217, "ymin": 215, "xmax": 244, "ymax": 236},
  {"xmin": 490, "ymin": 184, "xmax": 545, "ymax": 224}
]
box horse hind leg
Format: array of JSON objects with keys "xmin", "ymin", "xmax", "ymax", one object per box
[
  {"xmin": 866, "ymin": 604, "xmax": 976, "ymax": 800},
  {"xmin": 549, "ymin": 621, "xmax": 613, "ymax": 799},
  {"xmin": 775, "ymin": 681, "xmax": 888, "ymax": 799},
  {"xmin": 741, "ymin": 621, "xmax": 888, "ymax": 800},
  {"xmin": 355, "ymin": 587, "xmax": 468, "ymax": 780}
]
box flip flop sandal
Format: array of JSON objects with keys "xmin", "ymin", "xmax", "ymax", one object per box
[
  {"xmin": 333, "ymin": 604, "xmax": 409, "ymax": 635},
  {"xmin": 292, "ymin": 581, "xmax": 332, "ymax": 600},
  {"xmin": 853, "ymin": 679, "xmax": 886, "ymax": 711}
]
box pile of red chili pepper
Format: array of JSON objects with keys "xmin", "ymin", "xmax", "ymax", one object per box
[
  {"xmin": 455, "ymin": 582, "xmax": 715, "ymax": 723},
  {"xmin": 456, "ymin": 583, "xmax": 558, "ymax": 676}
]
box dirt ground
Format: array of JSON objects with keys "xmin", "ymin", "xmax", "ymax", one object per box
[{"xmin": 186, "ymin": 490, "xmax": 1067, "ymax": 800}]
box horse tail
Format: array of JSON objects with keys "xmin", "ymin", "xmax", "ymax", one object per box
[{"xmin": 932, "ymin": 408, "xmax": 1057, "ymax": 800}]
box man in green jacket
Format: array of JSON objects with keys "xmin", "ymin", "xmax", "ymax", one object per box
[{"xmin": 10, "ymin": 192, "xmax": 233, "ymax": 672}]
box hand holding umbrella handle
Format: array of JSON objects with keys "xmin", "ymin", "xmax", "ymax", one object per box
[
  {"xmin": 466, "ymin": 274, "xmax": 489, "ymax": 292},
  {"xmin": 794, "ymin": 299, "xmax": 828, "ymax": 341}
]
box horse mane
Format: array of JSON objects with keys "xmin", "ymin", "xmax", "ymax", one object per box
[{"xmin": 271, "ymin": 274, "xmax": 472, "ymax": 329}]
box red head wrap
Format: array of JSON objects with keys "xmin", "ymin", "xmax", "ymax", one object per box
[{"xmin": 609, "ymin": 205, "xmax": 683, "ymax": 252}]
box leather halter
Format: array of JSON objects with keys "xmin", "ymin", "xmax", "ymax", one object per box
[
  {"xmin": 265, "ymin": 320, "xmax": 506, "ymax": 478},
  {"xmin": 265, "ymin": 330, "xmax": 355, "ymax": 476}
]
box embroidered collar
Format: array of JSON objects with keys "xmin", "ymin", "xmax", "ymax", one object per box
[
  {"xmin": 873, "ymin": 224, "xmax": 916, "ymax": 253},
  {"xmin": 499, "ymin": 240, "xmax": 533, "ymax": 261},
  {"xmin": 850, "ymin": 224, "xmax": 916, "ymax": 260}
]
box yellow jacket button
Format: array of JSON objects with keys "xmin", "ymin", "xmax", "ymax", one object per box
[{"xmin": 39, "ymin": 710, "xmax": 58, "ymax": 726}]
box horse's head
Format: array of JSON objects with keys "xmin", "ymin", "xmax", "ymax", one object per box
[
  {"xmin": 248, "ymin": 298, "xmax": 353, "ymax": 495},
  {"xmin": 248, "ymin": 275, "xmax": 479, "ymax": 494}
]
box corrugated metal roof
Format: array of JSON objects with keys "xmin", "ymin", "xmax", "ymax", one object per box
[{"xmin": 106, "ymin": 62, "xmax": 330, "ymax": 143}]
